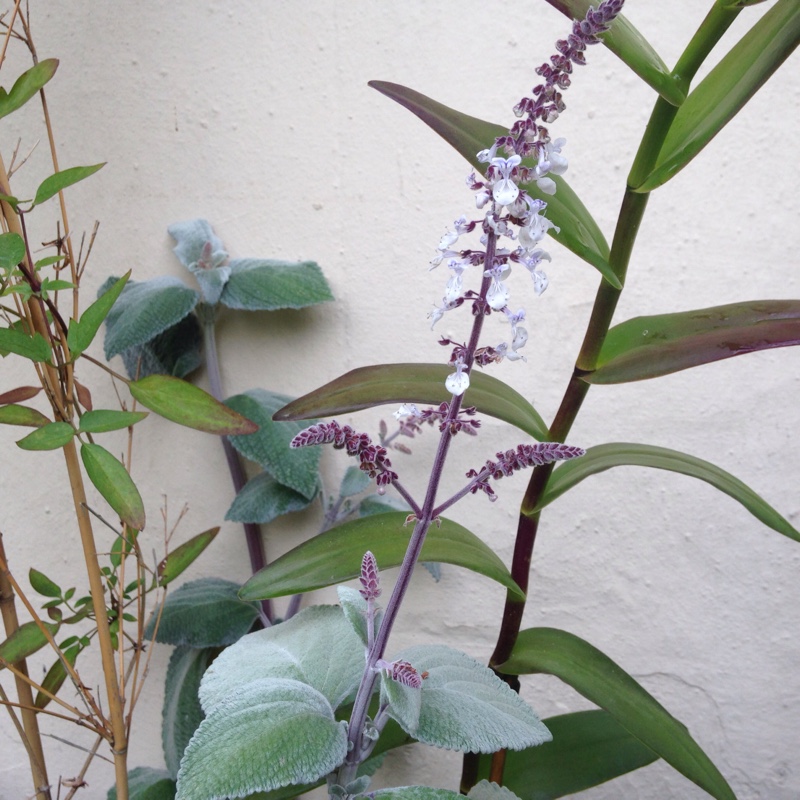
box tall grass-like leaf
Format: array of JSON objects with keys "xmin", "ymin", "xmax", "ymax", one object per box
[
  {"xmin": 68, "ymin": 272, "xmax": 130, "ymax": 356},
  {"xmin": 544, "ymin": 1, "xmax": 684, "ymax": 105},
  {"xmin": 0, "ymin": 620, "xmax": 59, "ymax": 667},
  {"xmin": 474, "ymin": 711, "xmax": 658, "ymax": 799},
  {"xmin": 239, "ymin": 512, "xmax": 523, "ymax": 601},
  {"xmin": 368, "ymin": 81, "xmax": 616, "ymax": 284},
  {"xmin": 635, "ymin": 0, "xmax": 799, "ymax": 191},
  {"xmin": 274, "ymin": 363, "xmax": 549, "ymax": 442},
  {"xmin": 537, "ymin": 442, "xmax": 800, "ymax": 542},
  {"xmin": 78, "ymin": 409, "xmax": 148, "ymax": 433},
  {"xmin": 157, "ymin": 527, "xmax": 220, "ymax": 587},
  {"xmin": 585, "ymin": 300, "xmax": 800, "ymax": 383},
  {"xmin": 80, "ymin": 442, "xmax": 146, "ymax": 530},
  {"xmin": 499, "ymin": 628, "xmax": 736, "ymax": 800}
]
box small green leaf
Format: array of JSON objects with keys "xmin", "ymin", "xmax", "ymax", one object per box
[
  {"xmin": 585, "ymin": 300, "xmax": 800, "ymax": 383},
  {"xmin": 544, "ymin": 2, "xmax": 684, "ymax": 106},
  {"xmin": 226, "ymin": 390, "xmax": 320, "ymax": 498},
  {"xmin": 107, "ymin": 767, "xmax": 176, "ymax": 800},
  {"xmin": 368, "ymin": 81, "xmax": 616, "ymax": 285},
  {"xmin": 157, "ymin": 527, "xmax": 220, "ymax": 587},
  {"xmin": 0, "ymin": 385, "xmax": 41, "ymax": 405},
  {"xmin": 381, "ymin": 667, "xmax": 422, "ymax": 734},
  {"xmin": 274, "ymin": 363, "xmax": 549, "ymax": 442},
  {"xmin": 0, "ymin": 620, "xmax": 58, "ymax": 668},
  {"xmin": 78, "ymin": 409, "xmax": 149, "ymax": 433},
  {"xmin": 0, "ymin": 59, "xmax": 58, "ymax": 121},
  {"xmin": 29, "ymin": 568, "xmax": 61, "ymax": 598},
  {"xmin": 16, "ymin": 421, "xmax": 74, "ymax": 450},
  {"xmin": 499, "ymin": 628, "xmax": 736, "ymax": 800},
  {"xmin": 199, "ymin": 605, "xmax": 363, "ymax": 713},
  {"xmin": 80, "ymin": 442, "xmax": 146, "ymax": 530},
  {"xmin": 176, "ymin": 679, "xmax": 348, "ymax": 799},
  {"xmin": 163, "ymin": 646, "xmax": 215, "ymax": 779},
  {"xmin": 0, "ymin": 327, "xmax": 51, "ymax": 362},
  {"xmin": 473, "ymin": 710, "xmax": 658, "ymax": 800},
  {"xmin": 146, "ymin": 578, "xmax": 259, "ymax": 648},
  {"xmin": 336, "ymin": 586, "xmax": 382, "ymax": 649},
  {"xmin": 635, "ymin": 0, "xmax": 799, "ymax": 191},
  {"xmin": 225, "ymin": 472, "xmax": 313, "ymax": 524},
  {"xmin": 32, "ymin": 163, "xmax": 105, "ymax": 207},
  {"xmin": 538, "ymin": 442, "xmax": 800, "ymax": 542},
  {"xmin": 240, "ymin": 511, "xmax": 523, "ymax": 601},
  {"xmin": 0, "ymin": 232, "xmax": 25, "ymax": 271},
  {"xmin": 35, "ymin": 644, "xmax": 81, "ymax": 709},
  {"xmin": 130, "ymin": 375, "xmax": 258, "ymax": 436},
  {"xmin": 220, "ymin": 258, "xmax": 333, "ymax": 311},
  {"xmin": 102, "ymin": 276, "xmax": 199, "ymax": 360},
  {"xmin": 68, "ymin": 271, "xmax": 130, "ymax": 356},
  {"xmin": 392, "ymin": 644, "xmax": 551, "ymax": 753},
  {"xmin": 0, "ymin": 404, "xmax": 50, "ymax": 427}
]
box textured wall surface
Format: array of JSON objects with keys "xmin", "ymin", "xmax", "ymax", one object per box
[{"xmin": 0, "ymin": 2, "xmax": 798, "ymax": 798}]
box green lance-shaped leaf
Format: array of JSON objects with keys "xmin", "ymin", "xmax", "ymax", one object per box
[
  {"xmin": 176, "ymin": 679, "xmax": 348, "ymax": 800},
  {"xmin": 163, "ymin": 646, "xmax": 215, "ymax": 779},
  {"xmin": 130, "ymin": 374, "xmax": 257, "ymax": 436},
  {"xmin": 369, "ymin": 81, "xmax": 616, "ymax": 286},
  {"xmin": 68, "ymin": 271, "xmax": 130, "ymax": 356},
  {"xmin": 225, "ymin": 472, "xmax": 313, "ymax": 525},
  {"xmin": 635, "ymin": 0, "xmax": 800, "ymax": 192},
  {"xmin": 544, "ymin": 1, "xmax": 684, "ymax": 106},
  {"xmin": 226, "ymin": 389, "xmax": 320, "ymax": 498},
  {"xmin": 537, "ymin": 442, "xmax": 800, "ymax": 542},
  {"xmin": 107, "ymin": 767, "xmax": 176, "ymax": 800},
  {"xmin": 240, "ymin": 511, "xmax": 524, "ymax": 601},
  {"xmin": 16, "ymin": 421, "xmax": 74, "ymax": 451},
  {"xmin": 102, "ymin": 276, "xmax": 199, "ymax": 360},
  {"xmin": 0, "ymin": 232, "xmax": 25, "ymax": 272},
  {"xmin": 78, "ymin": 409, "xmax": 149, "ymax": 433},
  {"xmin": 0, "ymin": 59, "xmax": 58, "ymax": 121},
  {"xmin": 584, "ymin": 300, "xmax": 800, "ymax": 384},
  {"xmin": 499, "ymin": 627, "xmax": 736, "ymax": 800},
  {"xmin": 0, "ymin": 404, "xmax": 50, "ymax": 427},
  {"xmin": 29, "ymin": 568, "xmax": 61, "ymax": 598},
  {"xmin": 474, "ymin": 710, "xmax": 658, "ymax": 799},
  {"xmin": 145, "ymin": 578, "xmax": 259, "ymax": 648},
  {"xmin": 0, "ymin": 327, "xmax": 51, "ymax": 362},
  {"xmin": 80, "ymin": 442, "xmax": 146, "ymax": 530},
  {"xmin": 199, "ymin": 605, "xmax": 363, "ymax": 713},
  {"xmin": 0, "ymin": 620, "xmax": 59, "ymax": 668},
  {"xmin": 221, "ymin": 258, "xmax": 334, "ymax": 311},
  {"xmin": 157, "ymin": 527, "xmax": 220, "ymax": 587},
  {"xmin": 33, "ymin": 163, "xmax": 105, "ymax": 207},
  {"xmin": 35, "ymin": 644, "xmax": 81, "ymax": 710},
  {"xmin": 391, "ymin": 644, "xmax": 551, "ymax": 753},
  {"xmin": 274, "ymin": 363, "xmax": 549, "ymax": 442}
]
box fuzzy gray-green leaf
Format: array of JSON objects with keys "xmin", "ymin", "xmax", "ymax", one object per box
[{"xmin": 225, "ymin": 472, "xmax": 313, "ymax": 524}]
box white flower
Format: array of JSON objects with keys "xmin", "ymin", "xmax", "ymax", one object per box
[
  {"xmin": 476, "ymin": 142, "xmax": 499, "ymax": 164},
  {"xmin": 444, "ymin": 262, "xmax": 467, "ymax": 303},
  {"xmin": 490, "ymin": 155, "xmax": 521, "ymax": 206},
  {"xmin": 394, "ymin": 403, "xmax": 421, "ymax": 420},
  {"xmin": 487, "ymin": 278, "xmax": 510, "ymax": 310},
  {"xmin": 445, "ymin": 357, "xmax": 470, "ymax": 396},
  {"xmin": 428, "ymin": 298, "xmax": 459, "ymax": 329}
]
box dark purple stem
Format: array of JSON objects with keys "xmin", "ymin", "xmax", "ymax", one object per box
[
  {"xmin": 336, "ymin": 229, "xmax": 498, "ymax": 786},
  {"xmin": 202, "ymin": 315, "xmax": 272, "ymax": 624}
]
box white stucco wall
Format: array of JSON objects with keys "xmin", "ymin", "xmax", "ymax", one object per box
[{"xmin": 1, "ymin": 2, "xmax": 798, "ymax": 798}]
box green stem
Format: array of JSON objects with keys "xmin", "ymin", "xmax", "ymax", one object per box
[{"xmin": 463, "ymin": 4, "xmax": 744, "ymax": 790}]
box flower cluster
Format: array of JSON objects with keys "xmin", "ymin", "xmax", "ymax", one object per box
[
  {"xmin": 359, "ymin": 551, "xmax": 381, "ymax": 601},
  {"xmin": 466, "ymin": 442, "xmax": 586, "ymax": 500},
  {"xmin": 383, "ymin": 659, "xmax": 423, "ymax": 690},
  {"xmin": 426, "ymin": 0, "xmax": 624, "ymax": 396},
  {"xmin": 291, "ymin": 421, "xmax": 398, "ymax": 489},
  {"xmin": 394, "ymin": 401, "xmax": 481, "ymax": 437}
]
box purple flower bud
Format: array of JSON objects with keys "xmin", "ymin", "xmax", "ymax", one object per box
[{"xmin": 359, "ymin": 551, "xmax": 381, "ymax": 600}]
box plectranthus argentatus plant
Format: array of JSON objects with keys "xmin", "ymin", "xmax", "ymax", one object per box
[
  {"xmin": 171, "ymin": 5, "xmax": 626, "ymax": 800},
  {"xmin": 172, "ymin": 0, "xmax": 800, "ymax": 798}
]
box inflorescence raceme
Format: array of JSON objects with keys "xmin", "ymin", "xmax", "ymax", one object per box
[
  {"xmin": 427, "ymin": 0, "xmax": 624, "ymax": 397},
  {"xmin": 467, "ymin": 442, "xmax": 586, "ymax": 501}
]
